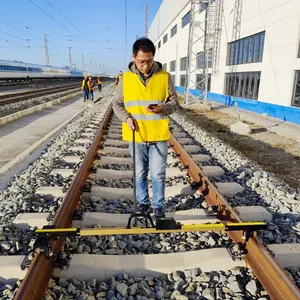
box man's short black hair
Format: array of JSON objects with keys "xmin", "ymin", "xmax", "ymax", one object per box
[{"xmin": 133, "ymin": 38, "xmax": 156, "ymax": 56}]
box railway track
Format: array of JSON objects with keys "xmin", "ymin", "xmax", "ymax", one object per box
[
  {"xmin": 0, "ymin": 83, "xmax": 80, "ymax": 106},
  {"xmin": 0, "ymin": 79, "xmax": 80, "ymax": 89},
  {"xmin": 0, "ymin": 90, "xmax": 299, "ymax": 299}
]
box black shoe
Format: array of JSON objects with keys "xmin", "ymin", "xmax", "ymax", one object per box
[
  {"xmin": 154, "ymin": 208, "xmax": 165, "ymax": 219},
  {"xmin": 137, "ymin": 204, "xmax": 151, "ymax": 214}
]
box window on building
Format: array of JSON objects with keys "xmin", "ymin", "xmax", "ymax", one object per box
[
  {"xmin": 199, "ymin": 0, "xmax": 216, "ymax": 13},
  {"xmin": 247, "ymin": 36, "xmax": 254, "ymax": 63},
  {"xmin": 224, "ymin": 72, "xmax": 261, "ymax": 100},
  {"xmin": 171, "ymin": 75, "xmax": 176, "ymax": 85},
  {"xmin": 158, "ymin": 41, "xmax": 161, "ymax": 49},
  {"xmin": 292, "ymin": 71, "xmax": 300, "ymax": 107},
  {"xmin": 227, "ymin": 31, "xmax": 265, "ymax": 66},
  {"xmin": 162, "ymin": 63, "xmax": 167, "ymax": 71},
  {"xmin": 238, "ymin": 39, "xmax": 244, "ymax": 64},
  {"xmin": 196, "ymin": 74, "xmax": 211, "ymax": 91},
  {"xmin": 243, "ymin": 38, "xmax": 249, "ymax": 64},
  {"xmin": 197, "ymin": 49, "xmax": 213, "ymax": 69},
  {"xmin": 180, "ymin": 57, "xmax": 187, "ymax": 71},
  {"xmin": 163, "ymin": 34, "xmax": 168, "ymax": 44},
  {"xmin": 182, "ymin": 11, "xmax": 191, "ymax": 28},
  {"xmin": 234, "ymin": 41, "xmax": 240, "ymax": 65},
  {"xmin": 170, "ymin": 60, "xmax": 176, "ymax": 72},
  {"xmin": 171, "ymin": 24, "xmax": 177, "ymax": 37},
  {"xmin": 180, "ymin": 74, "xmax": 187, "ymax": 87},
  {"xmin": 259, "ymin": 32, "xmax": 265, "ymax": 61}
]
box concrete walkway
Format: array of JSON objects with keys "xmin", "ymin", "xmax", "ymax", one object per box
[
  {"xmin": 0, "ymin": 93, "xmax": 96, "ymax": 168},
  {"xmin": 183, "ymin": 100, "xmax": 300, "ymax": 142}
]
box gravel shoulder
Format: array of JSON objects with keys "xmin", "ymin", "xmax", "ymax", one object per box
[{"xmin": 180, "ymin": 107, "xmax": 300, "ymax": 190}]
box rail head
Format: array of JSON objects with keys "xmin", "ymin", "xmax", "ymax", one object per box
[
  {"xmin": 14, "ymin": 120, "xmax": 300, "ymax": 300},
  {"xmin": 168, "ymin": 134, "xmax": 300, "ymax": 300},
  {"xmin": 14, "ymin": 105, "xmax": 113, "ymax": 300}
]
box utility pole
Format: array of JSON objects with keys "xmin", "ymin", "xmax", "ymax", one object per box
[
  {"xmin": 44, "ymin": 33, "xmax": 50, "ymax": 65},
  {"xmin": 89, "ymin": 58, "xmax": 92, "ymax": 71},
  {"xmin": 68, "ymin": 47, "xmax": 72, "ymax": 69},
  {"xmin": 145, "ymin": 0, "xmax": 148, "ymax": 37},
  {"xmin": 82, "ymin": 54, "xmax": 85, "ymax": 71}
]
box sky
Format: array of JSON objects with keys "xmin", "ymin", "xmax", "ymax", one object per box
[{"xmin": 0, "ymin": 0, "xmax": 162, "ymax": 75}]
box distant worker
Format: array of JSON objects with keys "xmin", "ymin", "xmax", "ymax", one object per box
[
  {"xmin": 115, "ymin": 71, "xmax": 122, "ymax": 87},
  {"xmin": 81, "ymin": 74, "xmax": 90, "ymax": 102},
  {"xmin": 88, "ymin": 76, "xmax": 95, "ymax": 101},
  {"xmin": 97, "ymin": 76, "xmax": 102, "ymax": 92},
  {"xmin": 112, "ymin": 38, "xmax": 179, "ymax": 219}
]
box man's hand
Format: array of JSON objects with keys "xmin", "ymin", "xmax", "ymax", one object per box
[
  {"xmin": 126, "ymin": 117, "xmax": 137, "ymax": 130},
  {"xmin": 146, "ymin": 104, "xmax": 164, "ymax": 114}
]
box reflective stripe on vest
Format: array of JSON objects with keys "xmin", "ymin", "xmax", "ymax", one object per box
[{"xmin": 122, "ymin": 71, "xmax": 169, "ymax": 142}]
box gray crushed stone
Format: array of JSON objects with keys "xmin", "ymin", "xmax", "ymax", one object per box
[
  {"xmin": 169, "ymin": 116, "xmax": 300, "ymax": 244},
  {"xmin": 0, "ymin": 88, "xmax": 79, "ymax": 118},
  {"xmin": 0, "ymin": 87, "xmax": 114, "ymax": 255}
]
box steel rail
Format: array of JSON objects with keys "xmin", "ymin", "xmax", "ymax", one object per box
[
  {"xmin": 0, "ymin": 83, "xmax": 78, "ymax": 100},
  {"xmin": 0, "ymin": 84, "xmax": 80, "ymax": 105},
  {"xmin": 15, "ymin": 110, "xmax": 300, "ymax": 299},
  {"xmin": 15, "ymin": 105, "xmax": 113, "ymax": 300},
  {"xmin": 169, "ymin": 134, "xmax": 300, "ymax": 300}
]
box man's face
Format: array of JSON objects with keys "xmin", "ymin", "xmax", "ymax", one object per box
[
  {"xmin": 133, "ymin": 50, "xmax": 154, "ymax": 75},
  {"xmin": 89, "ymin": 76, "xmax": 92, "ymax": 80},
  {"xmin": 84, "ymin": 75, "xmax": 88, "ymax": 80}
]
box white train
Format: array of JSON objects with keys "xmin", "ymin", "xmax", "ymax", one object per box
[{"xmin": 0, "ymin": 59, "xmax": 85, "ymax": 79}]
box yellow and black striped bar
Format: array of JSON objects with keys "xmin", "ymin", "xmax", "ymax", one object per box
[{"xmin": 34, "ymin": 222, "xmax": 267, "ymax": 238}]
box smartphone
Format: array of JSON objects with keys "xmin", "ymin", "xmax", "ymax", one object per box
[{"xmin": 148, "ymin": 104, "xmax": 158, "ymax": 109}]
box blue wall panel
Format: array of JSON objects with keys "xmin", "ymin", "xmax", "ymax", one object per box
[{"xmin": 176, "ymin": 87, "xmax": 300, "ymax": 124}]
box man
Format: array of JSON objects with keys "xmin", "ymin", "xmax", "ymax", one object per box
[
  {"xmin": 81, "ymin": 74, "xmax": 90, "ymax": 102},
  {"xmin": 112, "ymin": 38, "xmax": 179, "ymax": 218},
  {"xmin": 88, "ymin": 76, "xmax": 95, "ymax": 101},
  {"xmin": 115, "ymin": 71, "xmax": 122, "ymax": 87},
  {"xmin": 97, "ymin": 76, "xmax": 102, "ymax": 92}
]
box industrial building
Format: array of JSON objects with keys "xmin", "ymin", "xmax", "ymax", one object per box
[{"xmin": 148, "ymin": 0, "xmax": 300, "ymax": 123}]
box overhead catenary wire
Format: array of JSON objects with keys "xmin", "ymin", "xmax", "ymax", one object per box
[
  {"xmin": 0, "ymin": 20, "xmax": 43, "ymax": 40},
  {"xmin": 0, "ymin": 29, "xmax": 30, "ymax": 42},
  {"xmin": 28, "ymin": 0, "xmax": 90, "ymax": 49},
  {"xmin": 45, "ymin": 0, "xmax": 92, "ymax": 43},
  {"xmin": 0, "ymin": 38, "xmax": 30, "ymax": 48}
]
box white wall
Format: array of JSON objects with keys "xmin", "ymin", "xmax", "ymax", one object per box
[
  {"xmin": 148, "ymin": 0, "xmax": 300, "ymax": 107},
  {"xmin": 148, "ymin": 0, "xmax": 190, "ymax": 43}
]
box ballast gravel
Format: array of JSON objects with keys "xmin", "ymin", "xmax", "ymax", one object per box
[
  {"xmin": 0, "ymin": 267, "xmax": 270, "ymax": 299},
  {"xmin": 0, "ymin": 88, "xmax": 79, "ymax": 118},
  {"xmin": 0, "ymin": 87, "xmax": 114, "ymax": 255},
  {"xmin": 169, "ymin": 115, "xmax": 300, "ymax": 244}
]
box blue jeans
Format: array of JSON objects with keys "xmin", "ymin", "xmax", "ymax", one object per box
[
  {"xmin": 83, "ymin": 89, "xmax": 89, "ymax": 100},
  {"xmin": 89, "ymin": 90, "xmax": 94, "ymax": 101},
  {"xmin": 129, "ymin": 141, "xmax": 168, "ymax": 210}
]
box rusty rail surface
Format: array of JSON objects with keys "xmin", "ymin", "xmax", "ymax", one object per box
[
  {"xmin": 15, "ymin": 110, "xmax": 300, "ymax": 300},
  {"xmin": 15, "ymin": 106, "xmax": 113, "ymax": 300},
  {"xmin": 0, "ymin": 83, "xmax": 79, "ymax": 105},
  {"xmin": 169, "ymin": 135, "xmax": 300, "ymax": 300}
]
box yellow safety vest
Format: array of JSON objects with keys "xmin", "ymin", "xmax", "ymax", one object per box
[{"xmin": 122, "ymin": 71, "xmax": 169, "ymax": 142}]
